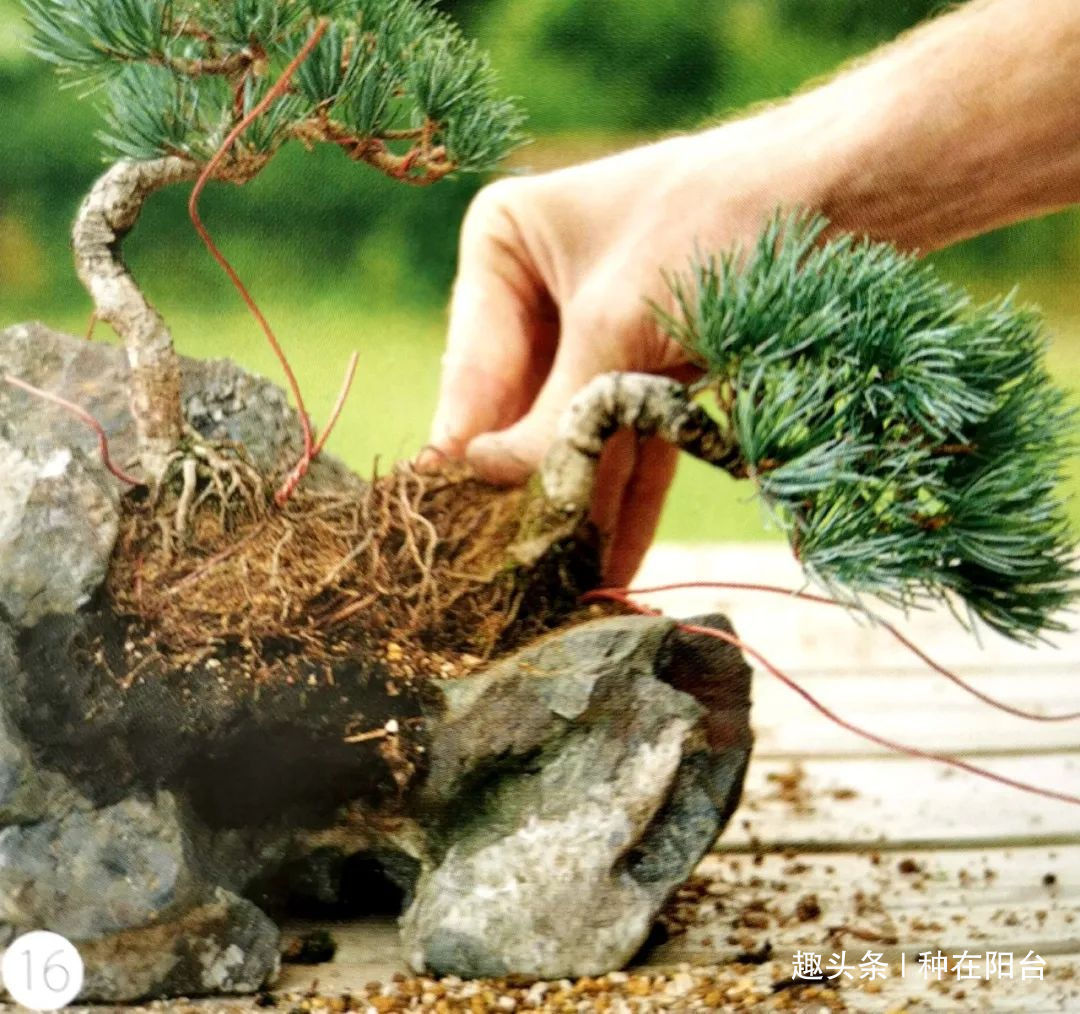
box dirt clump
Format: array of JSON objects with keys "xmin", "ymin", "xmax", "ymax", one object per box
[{"xmin": 106, "ymin": 461, "xmax": 600, "ymax": 683}]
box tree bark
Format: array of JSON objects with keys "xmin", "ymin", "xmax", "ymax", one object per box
[
  {"xmin": 539, "ymin": 373, "xmax": 740, "ymax": 514},
  {"xmin": 72, "ymin": 158, "xmax": 201, "ymax": 478}
]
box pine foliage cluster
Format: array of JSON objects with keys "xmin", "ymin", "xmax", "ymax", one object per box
[
  {"xmin": 23, "ymin": 0, "xmax": 523, "ymax": 175},
  {"xmin": 663, "ymin": 215, "xmax": 1077, "ymax": 641}
]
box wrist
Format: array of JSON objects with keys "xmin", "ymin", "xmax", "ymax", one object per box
[{"xmin": 679, "ymin": 104, "xmax": 848, "ymax": 235}]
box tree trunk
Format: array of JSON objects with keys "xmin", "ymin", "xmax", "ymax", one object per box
[
  {"xmin": 539, "ymin": 372, "xmax": 740, "ymax": 513},
  {"xmin": 72, "ymin": 158, "xmax": 201, "ymax": 478}
]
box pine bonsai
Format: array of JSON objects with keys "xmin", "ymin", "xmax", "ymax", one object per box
[
  {"xmin": 539, "ymin": 215, "xmax": 1077, "ymax": 643},
  {"xmin": 17, "ymin": 0, "xmax": 605, "ymax": 668},
  {"xmin": 9, "ymin": 12, "xmax": 1076, "ymax": 995},
  {"xmin": 23, "ymin": 0, "xmax": 522, "ymax": 479},
  {"xmin": 12, "ymin": 2, "xmax": 1077, "ymax": 663}
]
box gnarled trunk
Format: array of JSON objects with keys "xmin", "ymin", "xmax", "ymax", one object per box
[
  {"xmin": 72, "ymin": 158, "xmax": 204, "ymax": 477},
  {"xmin": 539, "ymin": 372, "xmax": 739, "ymax": 513}
]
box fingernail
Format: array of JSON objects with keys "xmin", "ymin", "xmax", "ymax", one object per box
[{"xmin": 415, "ymin": 444, "xmax": 451, "ymax": 473}]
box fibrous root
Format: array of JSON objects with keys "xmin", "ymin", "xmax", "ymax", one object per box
[{"xmin": 159, "ymin": 427, "xmax": 267, "ymax": 536}]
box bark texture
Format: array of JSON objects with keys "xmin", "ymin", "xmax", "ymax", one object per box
[
  {"xmin": 539, "ymin": 373, "xmax": 740, "ymax": 513},
  {"xmin": 72, "ymin": 158, "xmax": 202, "ymax": 477}
]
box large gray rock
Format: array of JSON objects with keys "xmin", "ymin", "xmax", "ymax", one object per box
[
  {"xmin": 0, "ymin": 320, "xmax": 354, "ymax": 496},
  {"xmin": 0, "ymin": 625, "xmax": 84, "ymax": 825},
  {"xmin": 75, "ymin": 889, "xmax": 280, "ymax": 1000},
  {"xmin": 0, "ymin": 438, "xmax": 118, "ymax": 628},
  {"xmin": 401, "ymin": 615, "xmax": 750, "ymax": 979},
  {"xmin": 0, "ymin": 324, "xmax": 753, "ymax": 1000},
  {"xmin": 0, "ymin": 792, "xmax": 205, "ymax": 939}
]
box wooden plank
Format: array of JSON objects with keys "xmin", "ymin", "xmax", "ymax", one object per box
[
  {"xmin": 275, "ymin": 917, "xmax": 404, "ymax": 996},
  {"xmin": 651, "ymin": 846, "xmax": 1079, "ymax": 962},
  {"xmin": 647, "ymin": 846, "xmax": 1080, "ymax": 1012},
  {"xmin": 720, "ymin": 753, "xmax": 1080, "ymax": 851},
  {"xmin": 161, "ymin": 847, "xmax": 1080, "ymax": 1013},
  {"xmin": 750, "ymin": 668, "xmax": 1080, "ymax": 758},
  {"xmin": 638, "ymin": 542, "xmax": 1080, "ymax": 671},
  {"xmin": 132, "ymin": 953, "xmax": 1080, "ymax": 1013},
  {"xmin": 634, "ymin": 953, "xmax": 1080, "ymax": 1013}
]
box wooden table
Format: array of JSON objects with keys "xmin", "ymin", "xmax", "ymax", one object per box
[
  {"xmin": 632, "ymin": 543, "xmax": 1080, "ymax": 1011},
  {"xmin": 80, "ymin": 543, "xmax": 1080, "ymax": 1012}
]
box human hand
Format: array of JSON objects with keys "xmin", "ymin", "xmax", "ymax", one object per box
[
  {"xmin": 426, "ymin": 118, "xmax": 831, "ymax": 583},
  {"xmin": 427, "ymin": 0, "xmax": 1080, "ymax": 584}
]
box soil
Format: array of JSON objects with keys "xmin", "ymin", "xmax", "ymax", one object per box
[
  {"xmin": 5, "ymin": 457, "xmax": 604, "ymax": 821},
  {"xmin": 107, "ymin": 459, "xmax": 602, "ymax": 681}
]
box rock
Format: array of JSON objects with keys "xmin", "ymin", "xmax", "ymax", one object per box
[
  {"xmin": 0, "ymin": 782, "xmax": 285, "ymax": 999},
  {"xmin": 72, "ymin": 889, "xmax": 279, "ymax": 1002},
  {"xmin": 0, "ymin": 320, "xmax": 353, "ymax": 493},
  {"xmin": 0, "ymin": 624, "xmax": 84, "ymax": 824},
  {"xmin": 401, "ymin": 615, "xmax": 751, "ymax": 979},
  {"xmin": 0, "ymin": 437, "xmax": 118, "ymax": 628},
  {"xmin": 0, "ymin": 324, "xmax": 753, "ymax": 998},
  {"xmin": 0, "ymin": 791, "xmax": 206, "ymax": 939}
]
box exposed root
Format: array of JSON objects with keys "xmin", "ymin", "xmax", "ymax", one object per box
[
  {"xmin": 107, "ymin": 463, "xmax": 599, "ymax": 678},
  {"xmin": 159, "ymin": 427, "xmax": 267, "ymax": 534}
]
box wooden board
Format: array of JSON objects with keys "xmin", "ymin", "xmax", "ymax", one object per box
[
  {"xmin": 122, "ymin": 953, "xmax": 1080, "ymax": 1014},
  {"xmin": 722, "ymin": 753, "xmax": 1080, "ymax": 851},
  {"xmin": 654, "ymin": 846, "xmax": 1080, "ymax": 961},
  {"xmin": 636, "ymin": 542, "xmax": 1080, "ymax": 671},
  {"xmin": 750, "ymin": 668, "xmax": 1080, "ymax": 757},
  {"xmin": 254, "ymin": 846, "xmax": 1080, "ymax": 1013}
]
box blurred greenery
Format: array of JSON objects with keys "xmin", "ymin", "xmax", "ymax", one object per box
[{"xmin": 1, "ymin": 0, "xmax": 1077, "ymax": 542}]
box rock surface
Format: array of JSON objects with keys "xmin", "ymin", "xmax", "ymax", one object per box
[
  {"xmin": 0, "ymin": 439, "xmax": 118, "ymax": 627},
  {"xmin": 403, "ymin": 616, "xmax": 750, "ymax": 979},
  {"xmin": 0, "ymin": 324, "xmax": 753, "ymax": 1000}
]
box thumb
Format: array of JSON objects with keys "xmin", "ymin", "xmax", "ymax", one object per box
[
  {"xmin": 426, "ymin": 270, "xmax": 543, "ymax": 460},
  {"xmin": 466, "ymin": 331, "xmax": 610, "ymax": 484}
]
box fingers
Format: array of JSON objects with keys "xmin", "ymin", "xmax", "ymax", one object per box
[
  {"xmin": 426, "ymin": 183, "xmax": 555, "ymax": 461},
  {"xmin": 427, "ymin": 274, "xmax": 553, "ymax": 459},
  {"xmin": 605, "ymin": 438, "xmax": 679, "ymax": 586},
  {"xmin": 465, "ymin": 315, "xmax": 615, "ymax": 483},
  {"xmin": 588, "ymin": 429, "xmax": 638, "ymax": 539}
]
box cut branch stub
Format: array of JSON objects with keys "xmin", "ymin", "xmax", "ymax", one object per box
[{"xmin": 538, "ymin": 372, "xmax": 739, "ymax": 514}]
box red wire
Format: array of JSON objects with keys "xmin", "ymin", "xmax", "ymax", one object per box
[
  {"xmin": 313, "ymin": 350, "xmax": 359, "ymax": 457},
  {"xmin": 186, "ymin": 19, "xmax": 329, "ymax": 461},
  {"xmin": 3, "ymin": 374, "xmax": 143, "ymax": 487},
  {"xmin": 273, "ymin": 349, "xmax": 359, "ymax": 506},
  {"xmin": 589, "ymin": 581, "xmax": 1080, "ymax": 723},
  {"xmin": 587, "ymin": 588, "xmax": 1080, "ymax": 808}
]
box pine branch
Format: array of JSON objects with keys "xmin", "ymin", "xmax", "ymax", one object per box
[
  {"xmin": 25, "ymin": 0, "xmax": 524, "ymax": 174},
  {"xmin": 660, "ymin": 212, "xmax": 1077, "ymax": 642},
  {"xmin": 24, "ymin": 0, "xmax": 171, "ymax": 79}
]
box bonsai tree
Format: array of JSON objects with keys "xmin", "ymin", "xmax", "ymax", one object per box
[
  {"xmin": 538, "ymin": 215, "xmax": 1077, "ymax": 643},
  {"xmin": 16, "ymin": 2, "xmax": 1077, "ymax": 655},
  {"xmin": 23, "ymin": 0, "xmax": 522, "ymax": 479},
  {"xmin": 8, "ymin": 9, "xmax": 1074, "ymax": 998}
]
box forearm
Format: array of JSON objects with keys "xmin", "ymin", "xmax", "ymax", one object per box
[{"xmin": 709, "ymin": 0, "xmax": 1080, "ymax": 252}]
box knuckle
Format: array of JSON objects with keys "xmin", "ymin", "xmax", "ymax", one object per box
[{"xmin": 462, "ymin": 177, "xmax": 527, "ymax": 238}]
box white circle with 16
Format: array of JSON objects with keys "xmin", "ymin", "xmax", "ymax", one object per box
[{"xmin": 2, "ymin": 931, "xmax": 84, "ymax": 1010}]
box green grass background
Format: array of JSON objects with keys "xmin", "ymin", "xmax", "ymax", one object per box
[
  {"xmin": 1, "ymin": 0, "xmax": 1077, "ymax": 542},
  {"xmin": 17, "ymin": 292, "xmax": 1079, "ymax": 544}
]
